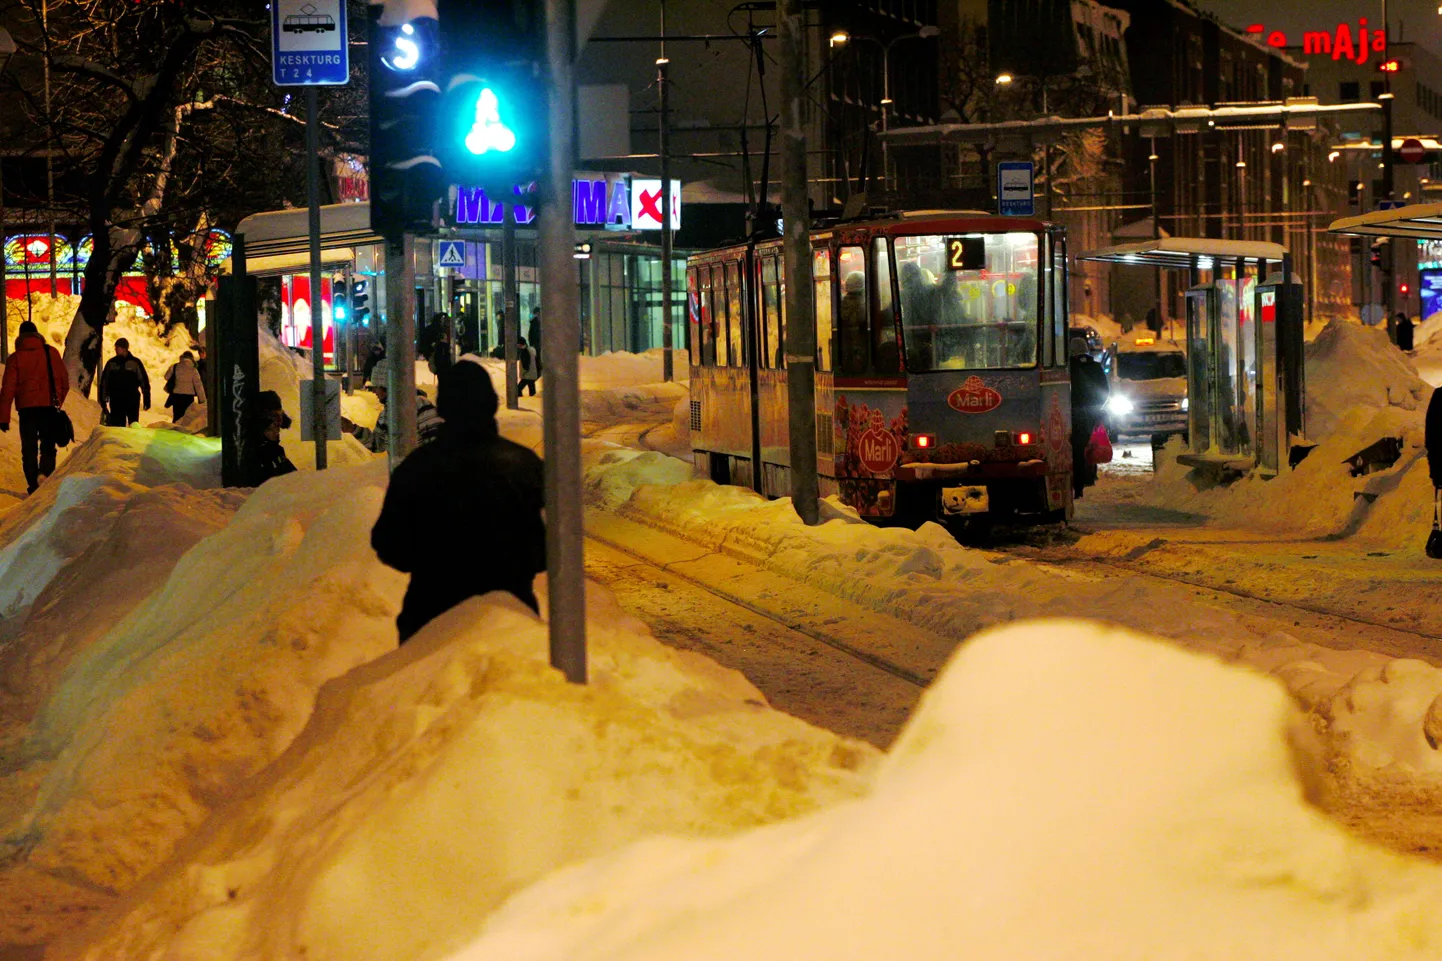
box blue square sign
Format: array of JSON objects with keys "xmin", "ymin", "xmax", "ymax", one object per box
[
  {"xmin": 997, "ymin": 161, "xmax": 1036, "ymax": 217},
  {"xmin": 438, "ymin": 241, "xmax": 466, "ymax": 269},
  {"xmin": 272, "ymin": 0, "xmax": 349, "ymax": 87}
]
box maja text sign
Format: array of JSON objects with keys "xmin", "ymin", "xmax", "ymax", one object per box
[
  {"xmin": 1244, "ymin": 20, "xmax": 1388, "ymax": 64},
  {"xmin": 454, "ymin": 177, "xmax": 682, "ymax": 230},
  {"xmin": 272, "ymin": 0, "xmax": 349, "ymax": 86}
]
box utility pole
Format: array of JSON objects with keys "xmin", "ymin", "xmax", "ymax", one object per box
[
  {"xmin": 305, "ymin": 86, "xmax": 328, "ymax": 469},
  {"xmin": 779, "ymin": 0, "xmax": 819, "ymax": 525},
  {"xmin": 385, "ymin": 233, "xmax": 418, "ymax": 469},
  {"xmin": 659, "ymin": 0, "xmax": 674, "ymax": 382},
  {"xmin": 1149, "ymin": 136, "xmax": 1164, "ymax": 338},
  {"xmin": 542, "ymin": 0, "xmax": 587, "ymax": 683},
  {"xmin": 502, "ymin": 204, "xmax": 519, "ymax": 409}
]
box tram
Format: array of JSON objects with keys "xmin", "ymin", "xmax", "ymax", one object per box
[{"xmin": 686, "ymin": 211, "xmax": 1076, "ymax": 530}]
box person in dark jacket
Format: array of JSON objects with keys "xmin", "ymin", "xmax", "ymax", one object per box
[
  {"xmin": 516, "ymin": 337, "xmax": 539, "ymax": 396},
  {"xmin": 526, "ymin": 310, "xmax": 542, "ymax": 375},
  {"xmin": 371, "ymin": 360, "xmax": 546, "ymax": 643},
  {"xmin": 1396, "ymin": 312, "xmax": 1416, "ymax": 352},
  {"xmin": 99, "ymin": 338, "xmax": 151, "ymax": 426},
  {"xmin": 362, "ymin": 343, "xmax": 386, "ymax": 383},
  {"xmin": 0, "ymin": 320, "xmax": 69, "ymax": 493},
  {"xmin": 254, "ymin": 390, "xmax": 297, "ymax": 484},
  {"xmin": 1069, "ymin": 335, "xmax": 1110, "ymax": 498}
]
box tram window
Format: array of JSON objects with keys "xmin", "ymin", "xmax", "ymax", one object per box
[
  {"xmin": 1041, "ymin": 239, "xmax": 1055, "ymax": 368},
  {"xmin": 687, "ymin": 267, "xmax": 701, "ymax": 366},
  {"xmin": 700, "ymin": 266, "xmax": 717, "ymax": 366},
  {"xmin": 893, "ymin": 232, "xmax": 1039, "ymax": 372},
  {"xmin": 762, "ymin": 256, "xmax": 782, "ymax": 369},
  {"xmin": 813, "ymin": 248, "xmax": 834, "ymax": 372},
  {"xmin": 712, "ymin": 264, "xmax": 730, "ymax": 367},
  {"xmin": 836, "ymin": 246, "xmax": 868, "ymax": 376},
  {"xmin": 726, "ymin": 261, "xmax": 745, "ymax": 367},
  {"xmin": 873, "ymin": 237, "xmax": 899, "ymax": 374},
  {"xmin": 1052, "ymin": 236, "xmax": 1068, "ymax": 368}
]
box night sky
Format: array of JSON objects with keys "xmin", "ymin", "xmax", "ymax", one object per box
[{"xmin": 1195, "ymin": 0, "xmax": 1442, "ymax": 55}]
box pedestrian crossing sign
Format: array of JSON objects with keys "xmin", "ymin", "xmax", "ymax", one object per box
[{"xmin": 438, "ymin": 241, "xmax": 466, "ymax": 269}]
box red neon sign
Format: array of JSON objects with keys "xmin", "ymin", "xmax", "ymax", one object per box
[{"xmin": 1247, "ymin": 20, "xmax": 1388, "ymax": 64}]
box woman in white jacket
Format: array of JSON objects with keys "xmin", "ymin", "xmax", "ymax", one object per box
[{"xmin": 165, "ymin": 351, "xmax": 206, "ymax": 421}]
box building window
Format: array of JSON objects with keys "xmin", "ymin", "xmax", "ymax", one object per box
[
  {"xmin": 1370, "ymin": 80, "xmax": 1386, "ymax": 100},
  {"xmin": 1340, "ymin": 81, "xmax": 1360, "ymax": 101}
]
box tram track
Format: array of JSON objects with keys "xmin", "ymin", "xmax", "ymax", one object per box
[{"xmin": 584, "ymin": 527, "xmax": 931, "ymax": 689}]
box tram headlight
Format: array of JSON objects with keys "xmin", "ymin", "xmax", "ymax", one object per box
[{"xmin": 1106, "ymin": 394, "xmax": 1135, "ymax": 417}]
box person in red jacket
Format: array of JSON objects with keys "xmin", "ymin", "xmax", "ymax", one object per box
[{"xmin": 0, "ymin": 320, "xmax": 69, "ymax": 493}]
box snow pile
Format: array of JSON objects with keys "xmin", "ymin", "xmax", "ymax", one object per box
[
  {"xmin": 58, "ymin": 584, "xmax": 874, "ymax": 961},
  {"xmin": 0, "ymin": 460, "xmax": 406, "ymax": 951},
  {"xmin": 461, "ymin": 348, "xmax": 689, "ymax": 425},
  {"xmin": 1304, "ymin": 320, "xmax": 1429, "ymax": 441},
  {"xmin": 258, "ymin": 326, "xmax": 374, "ymax": 468},
  {"xmin": 447, "ymin": 621, "xmax": 1442, "ymax": 961}
]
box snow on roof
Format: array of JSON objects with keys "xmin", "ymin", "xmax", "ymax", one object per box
[
  {"xmin": 229, "ymin": 203, "xmax": 382, "ymax": 267},
  {"xmin": 1080, "ymin": 237, "xmax": 1288, "ymax": 268},
  {"xmin": 1328, "ymin": 203, "xmax": 1442, "ymax": 241}
]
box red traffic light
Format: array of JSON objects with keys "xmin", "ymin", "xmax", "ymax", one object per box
[
  {"xmin": 1379, "ymin": 60, "xmax": 1402, "ymax": 72},
  {"xmin": 1401, "ymin": 283, "xmax": 1411, "ymax": 295}
]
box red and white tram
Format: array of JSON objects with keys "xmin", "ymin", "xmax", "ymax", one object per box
[{"xmin": 686, "ymin": 211, "xmax": 1076, "ymax": 529}]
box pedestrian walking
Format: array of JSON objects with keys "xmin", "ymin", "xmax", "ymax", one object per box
[
  {"xmin": 526, "ymin": 310, "xmax": 542, "ymax": 376},
  {"xmin": 195, "ymin": 345, "xmax": 208, "ymax": 384},
  {"xmin": 1069, "ymin": 335, "xmax": 1110, "ymax": 498},
  {"xmin": 0, "ymin": 320, "xmax": 68, "ymax": 494},
  {"xmin": 516, "ymin": 337, "xmax": 539, "ymax": 396},
  {"xmin": 99, "ymin": 338, "xmax": 151, "ymax": 427},
  {"xmin": 163, "ymin": 351, "xmax": 206, "ymax": 421},
  {"xmin": 254, "ymin": 390, "xmax": 297, "ymax": 484},
  {"xmin": 371, "ymin": 360, "xmax": 546, "ymax": 642},
  {"xmin": 344, "ymin": 359, "xmax": 443, "ymax": 453},
  {"xmin": 1396, "ymin": 312, "xmax": 1416, "ymax": 352},
  {"xmin": 362, "ymin": 342, "xmax": 386, "ymax": 383}
]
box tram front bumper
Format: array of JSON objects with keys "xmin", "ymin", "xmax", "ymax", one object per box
[{"xmin": 941, "ymin": 485, "xmax": 990, "ymax": 516}]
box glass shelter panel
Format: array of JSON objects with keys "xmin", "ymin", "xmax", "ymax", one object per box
[
  {"xmin": 894, "ymin": 232, "xmax": 1039, "ymax": 371},
  {"xmin": 1185, "ymin": 285, "xmax": 1215, "ymax": 452}
]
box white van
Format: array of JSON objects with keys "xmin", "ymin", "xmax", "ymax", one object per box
[{"xmin": 1104, "ymin": 337, "xmax": 1188, "ymax": 442}]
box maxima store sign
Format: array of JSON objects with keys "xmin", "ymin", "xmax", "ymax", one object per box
[{"xmin": 453, "ymin": 176, "xmax": 681, "ymax": 231}]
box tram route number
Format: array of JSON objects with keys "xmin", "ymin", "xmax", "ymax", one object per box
[{"xmin": 946, "ymin": 237, "xmax": 985, "ymax": 271}]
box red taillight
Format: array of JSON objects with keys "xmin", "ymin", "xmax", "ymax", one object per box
[
  {"xmin": 912, "ymin": 433, "xmax": 935, "ymax": 450},
  {"xmin": 1016, "ymin": 431, "xmax": 1032, "ymax": 445}
]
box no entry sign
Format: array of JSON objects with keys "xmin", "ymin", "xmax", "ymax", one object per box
[{"xmin": 1400, "ymin": 138, "xmax": 1426, "ymax": 164}]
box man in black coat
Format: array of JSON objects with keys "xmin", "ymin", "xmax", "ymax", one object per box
[
  {"xmin": 371, "ymin": 361, "xmax": 546, "ymax": 643},
  {"xmin": 1427, "ymin": 387, "xmax": 1442, "ymax": 490},
  {"xmin": 1069, "ymin": 335, "xmax": 1110, "ymax": 498}
]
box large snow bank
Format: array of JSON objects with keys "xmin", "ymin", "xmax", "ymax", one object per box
[
  {"xmin": 57, "ymin": 574, "xmax": 873, "ymax": 961},
  {"xmin": 448, "ymin": 621, "xmax": 1442, "ymax": 961},
  {"xmin": 1305, "ymin": 320, "xmax": 1429, "ymax": 441},
  {"xmin": 0, "ymin": 460, "xmax": 405, "ymax": 948},
  {"xmin": 259, "ymin": 326, "xmax": 374, "ymax": 468}
]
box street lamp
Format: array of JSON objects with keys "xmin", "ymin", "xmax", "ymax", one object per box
[{"xmin": 834, "ymin": 25, "xmax": 941, "ymax": 191}]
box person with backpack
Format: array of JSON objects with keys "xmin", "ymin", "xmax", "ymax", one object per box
[
  {"xmin": 344, "ymin": 359, "xmax": 444, "ymax": 453},
  {"xmin": 163, "ymin": 351, "xmax": 206, "ymax": 421},
  {"xmin": 0, "ymin": 320, "xmax": 69, "ymax": 494},
  {"xmin": 99, "ymin": 338, "xmax": 151, "ymax": 427}
]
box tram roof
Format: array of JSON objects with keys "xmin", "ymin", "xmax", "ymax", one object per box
[
  {"xmin": 1327, "ymin": 202, "xmax": 1442, "ymax": 240},
  {"xmin": 1078, "ymin": 237, "xmax": 1288, "ymax": 269}
]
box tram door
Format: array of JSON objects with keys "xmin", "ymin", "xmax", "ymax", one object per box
[{"xmin": 1184, "ymin": 284, "xmax": 1217, "ymax": 453}]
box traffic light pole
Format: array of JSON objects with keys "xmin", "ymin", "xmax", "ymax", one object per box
[
  {"xmin": 385, "ymin": 232, "xmax": 419, "ymax": 469},
  {"xmin": 503, "ymin": 205, "xmax": 520, "ymax": 409},
  {"xmin": 659, "ymin": 22, "xmax": 674, "ymax": 382},
  {"xmin": 779, "ymin": 0, "xmax": 819, "ymax": 526},
  {"xmin": 306, "ymin": 86, "xmax": 328, "ymax": 469},
  {"xmin": 542, "ymin": 0, "xmax": 587, "ymax": 683}
]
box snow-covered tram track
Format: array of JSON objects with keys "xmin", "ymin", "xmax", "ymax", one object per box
[{"xmin": 1002, "ymin": 545, "xmax": 1442, "ymax": 666}]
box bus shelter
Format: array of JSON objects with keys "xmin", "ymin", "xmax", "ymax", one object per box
[
  {"xmin": 1329, "ymin": 204, "xmax": 1442, "ymax": 327},
  {"xmin": 1079, "ymin": 238, "xmax": 1303, "ymax": 475}
]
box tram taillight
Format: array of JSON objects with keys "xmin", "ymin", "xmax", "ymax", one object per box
[
  {"xmin": 911, "ymin": 433, "xmax": 935, "ymax": 450},
  {"xmin": 1016, "ymin": 431, "xmax": 1033, "ymax": 445}
]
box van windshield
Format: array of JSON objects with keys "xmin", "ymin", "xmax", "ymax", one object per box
[
  {"xmin": 1118, "ymin": 351, "xmax": 1187, "ymax": 380},
  {"xmin": 895, "ymin": 232, "xmax": 1039, "ymax": 371}
]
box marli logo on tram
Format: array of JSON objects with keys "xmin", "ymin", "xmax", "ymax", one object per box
[
  {"xmin": 948, "ymin": 376, "xmax": 1003, "ymax": 414},
  {"xmin": 858, "ymin": 426, "xmax": 901, "ymax": 474}
]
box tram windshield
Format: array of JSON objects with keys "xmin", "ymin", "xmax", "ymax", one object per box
[{"xmin": 894, "ymin": 232, "xmax": 1040, "ymax": 371}]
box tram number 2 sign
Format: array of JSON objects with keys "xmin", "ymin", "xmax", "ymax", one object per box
[{"xmin": 946, "ymin": 236, "xmax": 985, "ymax": 271}]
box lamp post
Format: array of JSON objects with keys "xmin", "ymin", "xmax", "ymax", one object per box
[
  {"xmin": 0, "ymin": 27, "xmax": 14, "ymax": 363},
  {"xmin": 994, "ymin": 69, "xmax": 1088, "ymax": 220},
  {"xmin": 830, "ymin": 25, "xmax": 940, "ymax": 193}
]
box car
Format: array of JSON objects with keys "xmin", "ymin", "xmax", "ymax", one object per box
[{"xmin": 1104, "ymin": 337, "xmax": 1188, "ymax": 443}]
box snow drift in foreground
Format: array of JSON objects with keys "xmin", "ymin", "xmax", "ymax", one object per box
[
  {"xmin": 1305, "ymin": 320, "xmax": 1429, "ymax": 441},
  {"xmin": 448, "ymin": 622, "xmax": 1442, "ymax": 961}
]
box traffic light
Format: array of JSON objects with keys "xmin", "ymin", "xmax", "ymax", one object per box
[
  {"xmin": 436, "ymin": 0, "xmax": 549, "ymax": 199},
  {"xmin": 352, "ymin": 279, "xmax": 371, "ymax": 327},
  {"xmin": 333, "ymin": 280, "xmax": 349, "ymax": 323},
  {"xmin": 1401, "ymin": 282, "xmax": 1411, "ymax": 296},
  {"xmin": 1379, "ymin": 59, "xmax": 1402, "ymax": 73},
  {"xmin": 368, "ymin": 2, "xmax": 444, "ymax": 238}
]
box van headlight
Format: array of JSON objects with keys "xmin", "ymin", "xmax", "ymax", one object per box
[
  {"xmin": 1181, "ymin": 397, "xmax": 1189, "ymax": 412},
  {"xmin": 1106, "ymin": 394, "xmax": 1134, "ymax": 417}
]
